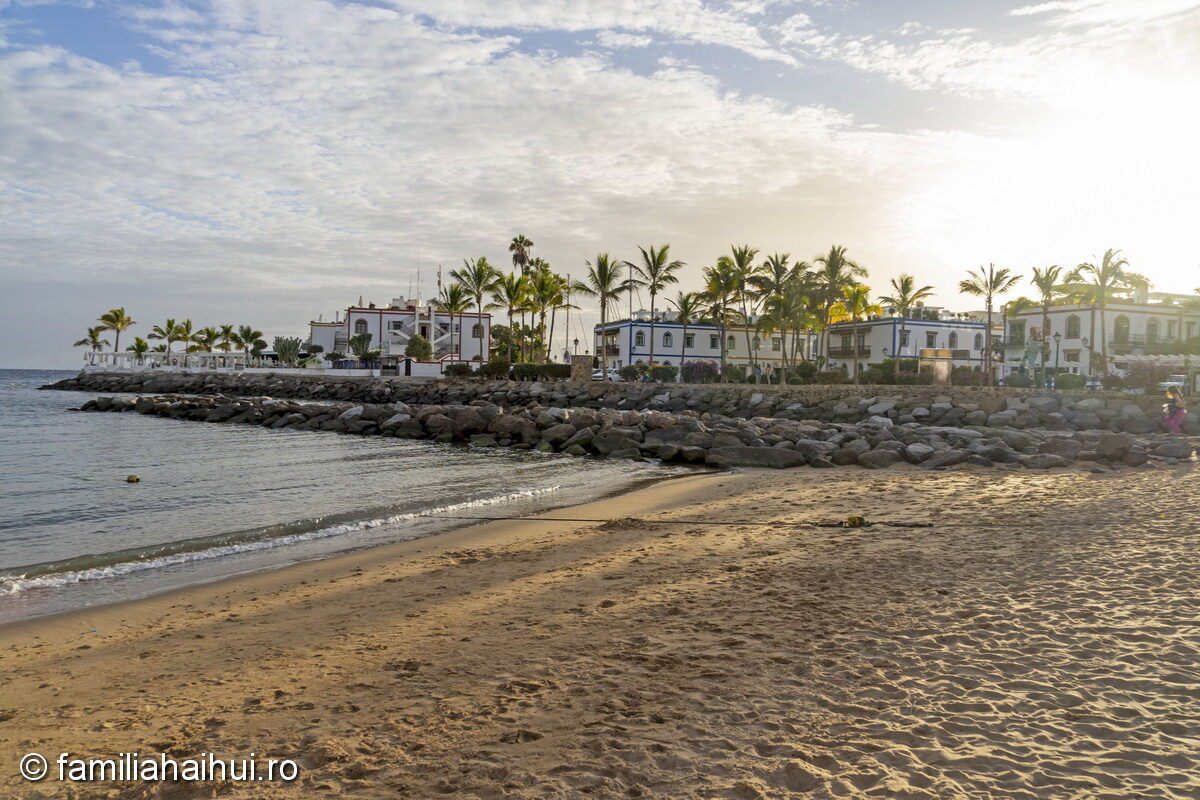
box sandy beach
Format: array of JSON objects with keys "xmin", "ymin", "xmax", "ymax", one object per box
[{"xmin": 2, "ymin": 464, "xmax": 1198, "ymax": 799}]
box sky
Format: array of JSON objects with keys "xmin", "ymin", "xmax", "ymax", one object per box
[{"xmin": 2, "ymin": 0, "xmax": 1199, "ymax": 368}]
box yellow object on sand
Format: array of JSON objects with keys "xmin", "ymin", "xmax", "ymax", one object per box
[
  {"xmin": 126, "ymin": 475, "xmax": 141, "ymax": 483},
  {"xmin": 845, "ymin": 515, "xmax": 866, "ymax": 527}
]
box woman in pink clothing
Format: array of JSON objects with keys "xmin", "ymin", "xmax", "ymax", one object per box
[{"xmin": 1163, "ymin": 386, "xmax": 1187, "ymax": 434}]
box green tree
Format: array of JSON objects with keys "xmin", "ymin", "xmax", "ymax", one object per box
[
  {"xmin": 349, "ymin": 333, "xmax": 380, "ymax": 364},
  {"xmin": 702, "ymin": 260, "xmax": 740, "ymax": 379},
  {"xmin": 527, "ymin": 264, "xmax": 562, "ymax": 363},
  {"xmin": 74, "ymin": 326, "xmax": 110, "ymax": 352},
  {"xmin": 125, "ymin": 336, "xmax": 150, "ymax": 363},
  {"xmin": 191, "ymin": 326, "xmax": 221, "ymax": 353},
  {"xmin": 404, "ymin": 334, "xmax": 433, "ymax": 361},
  {"xmin": 435, "ymin": 281, "xmax": 473, "ymax": 362},
  {"xmin": 1029, "ymin": 265, "xmax": 1065, "ymax": 383},
  {"xmin": 217, "ymin": 324, "xmax": 237, "ymax": 352},
  {"xmin": 273, "ymin": 336, "xmax": 303, "ymax": 366},
  {"xmin": 625, "ymin": 244, "xmax": 684, "ymax": 367},
  {"xmin": 830, "ymin": 284, "xmax": 883, "ymax": 384},
  {"xmin": 878, "ymin": 274, "xmax": 935, "ymax": 382},
  {"xmin": 959, "ymin": 263, "xmax": 1021, "ymax": 385},
  {"xmin": 573, "ymin": 253, "xmax": 627, "ymax": 371},
  {"xmin": 148, "ymin": 319, "xmax": 180, "ymax": 354},
  {"xmin": 232, "ymin": 325, "xmax": 267, "ymax": 361},
  {"xmin": 450, "ymin": 257, "xmax": 499, "ymax": 362},
  {"xmin": 813, "ymin": 246, "xmax": 867, "ymax": 364},
  {"xmin": 488, "ymin": 273, "xmax": 530, "ymax": 362},
  {"xmin": 668, "ymin": 290, "xmax": 701, "ymax": 378},
  {"xmin": 510, "ymin": 235, "xmax": 534, "ymax": 348},
  {"xmin": 98, "ymin": 307, "xmax": 135, "ymax": 352},
  {"xmin": 724, "ymin": 245, "xmax": 762, "ymax": 381},
  {"xmin": 1065, "ymin": 249, "xmax": 1149, "ymax": 375}
]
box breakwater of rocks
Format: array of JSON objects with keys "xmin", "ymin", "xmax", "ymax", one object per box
[
  {"xmin": 47, "ymin": 370, "xmax": 1198, "ymax": 434},
  {"xmin": 78, "ymin": 394, "xmax": 1197, "ymax": 471}
]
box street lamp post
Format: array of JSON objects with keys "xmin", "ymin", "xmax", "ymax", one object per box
[
  {"xmin": 1053, "ymin": 332, "xmax": 1062, "ymax": 388},
  {"xmin": 881, "ymin": 346, "xmax": 890, "ymax": 383},
  {"xmin": 1082, "ymin": 336, "xmax": 1089, "ymax": 379},
  {"xmin": 573, "ymin": 337, "xmax": 579, "ymax": 356}
]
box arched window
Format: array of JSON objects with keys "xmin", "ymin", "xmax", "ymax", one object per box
[
  {"xmin": 727, "ymin": 336, "xmax": 736, "ymax": 351},
  {"xmin": 1113, "ymin": 315, "xmax": 1130, "ymax": 344},
  {"xmin": 354, "ymin": 319, "xmax": 368, "ymax": 335},
  {"xmin": 471, "ymin": 323, "xmax": 483, "ymax": 338},
  {"xmin": 662, "ymin": 332, "xmax": 673, "ymax": 348},
  {"xmin": 635, "ymin": 331, "xmax": 645, "ymax": 347},
  {"xmin": 973, "ymin": 332, "xmax": 983, "ymax": 350},
  {"xmin": 948, "ymin": 331, "xmax": 958, "ymax": 348},
  {"xmin": 1066, "ymin": 315, "xmax": 1081, "ymax": 339},
  {"xmin": 1146, "ymin": 317, "xmax": 1160, "ymax": 343}
]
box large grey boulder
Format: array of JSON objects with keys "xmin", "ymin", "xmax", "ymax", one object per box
[
  {"xmin": 1154, "ymin": 439, "xmax": 1194, "ymax": 459},
  {"xmin": 904, "ymin": 442, "xmax": 935, "ymax": 463},
  {"xmin": 591, "ymin": 429, "xmax": 641, "ymax": 455},
  {"xmin": 705, "ymin": 446, "xmax": 807, "ymax": 469},
  {"xmin": 540, "ymin": 423, "xmax": 577, "ymax": 446},
  {"xmin": 858, "ymin": 449, "xmax": 902, "ymax": 469},
  {"xmin": 1039, "ymin": 437, "xmax": 1082, "ymax": 460},
  {"xmin": 921, "ymin": 449, "xmax": 969, "ymax": 469},
  {"xmin": 1096, "ymin": 432, "xmax": 1134, "ymax": 460}
]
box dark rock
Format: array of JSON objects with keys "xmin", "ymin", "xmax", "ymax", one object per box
[
  {"xmin": 705, "ymin": 446, "xmax": 807, "ymax": 469},
  {"xmin": 857, "ymin": 449, "xmax": 901, "ymax": 469}
]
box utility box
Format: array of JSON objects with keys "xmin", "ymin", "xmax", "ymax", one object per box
[
  {"xmin": 571, "ymin": 354, "xmax": 592, "ymax": 383},
  {"xmin": 919, "ymin": 348, "xmax": 954, "ymax": 386}
]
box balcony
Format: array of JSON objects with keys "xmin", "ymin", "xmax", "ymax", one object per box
[
  {"xmin": 827, "ymin": 346, "xmax": 871, "ymax": 358},
  {"xmin": 602, "ymin": 344, "xmax": 621, "ymax": 356}
]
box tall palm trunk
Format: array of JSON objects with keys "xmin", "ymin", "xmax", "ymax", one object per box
[
  {"xmin": 719, "ymin": 303, "xmax": 728, "ymax": 381},
  {"xmin": 476, "ymin": 295, "xmax": 485, "ymax": 363},
  {"xmin": 1041, "ymin": 300, "xmax": 1051, "ymax": 385},
  {"xmin": 599, "ymin": 298, "xmax": 607, "ymax": 370},
  {"xmin": 1098, "ymin": 296, "xmax": 1108, "ymax": 375},
  {"xmin": 648, "ymin": 292, "xmax": 656, "ymax": 366},
  {"xmin": 741, "ymin": 295, "xmax": 755, "ymax": 383},
  {"xmin": 679, "ymin": 319, "xmax": 688, "ymax": 381},
  {"xmin": 985, "ymin": 300, "xmax": 993, "ymax": 385},
  {"xmin": 547, "ymin": 305, "xmax": 557, "ymax": 362},
  {"xmin": 896, "ymin": 320, "xmax": 907, "ymax": 383},
  {"xmin": 852, "ymin": 320, "xmax": 860, "ymax": 384}
]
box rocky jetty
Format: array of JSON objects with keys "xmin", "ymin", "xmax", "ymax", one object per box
[
  {"xmin": 78, "ymin": 394, "xmax": 1197, "ymax": 470},
  {"xmin": 47, "ymin": 370, "xmax": 1199, "ymax": 434}
]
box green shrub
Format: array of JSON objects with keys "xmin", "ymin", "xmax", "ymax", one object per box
[
  {"xmin": 1005, "ymin": 372, "xmax": 1031, "ymax": 387},
  {"xmin": 681, "ymin": 360, "xmax": 719, "ymax": 383},
  {"xmin": 480, "ymin": 358, "xmax": 511, "ymax": 379},
  {"xmin": 443, "ymin": 363, "xmax": 474, "ymax": 378},
  {"xmin": 721, "ymin": 364, "xmax": 747, "ymax": 383},
  {"xmin": 511, "ymin": 363, "xmax": 572, "ymax": 381},
  {"xmin": 619, "ymin": 364, "xmax": 642, "ymax": 381},
  {"xmin": 787, "ymin": 362, "xmax": 818, "ymax": 384},
  {"xmin": 1101, "ymin": 374, "xmax": 1125, "ymax": 390},
  {"xmin": 540, "ymin": 363, "xmax": 572, "ymax": 380},
  {"xmin": 951, "ymin": 366, "xmax": 987, "ymax": 386},
  {"xmin": 650, "ymin": 364, "xmax": 679, "ymax": 383},
  {"xmin": 1054, "ymin": 372, "xmax": 1085, "ymax": 390},
  {"xmin": 813, "ymin": 368, "xmax": 849, "ymax": 384},
  {"xmin": 404, "ymin": 334, "xmax": 433, "ymax": 361}
]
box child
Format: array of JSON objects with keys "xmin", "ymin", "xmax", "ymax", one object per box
[{"xmin": 1163, "ymin": 386, "xmax": 1187, "ymax": 434}]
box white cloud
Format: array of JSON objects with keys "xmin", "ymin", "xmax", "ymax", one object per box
[{"xmin": 594, "ymin": 30, "xmax": 654, "ymax": 49}]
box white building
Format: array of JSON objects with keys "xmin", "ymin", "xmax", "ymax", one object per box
[
  {"xmin": 595, "ymin": 316, "xmax": 816, "ymax": 372},
  {"xmin": 822, "ymin": 317, "xmax": 990, "ymax": 375},
  {"xmin": 1004, "ymin": 300, "xmax": 1200, "ymax": 376},
  {"xmin": 309, "ymin": 298, "xmax": 491, "ymax": 362}
]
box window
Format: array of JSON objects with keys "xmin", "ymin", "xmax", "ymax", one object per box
[
  {"xmin": 635, "ymin": 331, "xmax": 645, "ymax": 346},
  {"xmin": 772, "ymin": 338, "xmax": 781, "ymax": 352},
  {"xmin": 354, "ymin": 319, "xmax": 369, "ymax": 335},
  {"xmin": 752, "ymin": 336, "xmax": 760, "ymax": 350},
  {"xmin": 926, "ymin": 331, "xmax": 937, "ymax": 348},
  {"xmin": 728, "ymin": 336, "xmax": 736, "ymax": 351},
  {"xmin": 662, "ymin": 332, "xmax": 673, "ymax": 348},
  {"xmin": 471, "ymin": 323, "xmax": 483, "ymax": 338},
  {"xmin": 1065, "ymin": 350, "xmax": 1080, "ymax": 363},
  {"xmin": 685, "ymin": 334, "xmax": 695, "ymax": 349},
  {"xmin": 1113, "ymin": 315, "xmax": 1130, "ymax": 343},
  {"xmin": 1009, "ymin": 321, "xmax": 1026, "ymax": 346},
  {"xmin": 899, "ymin": 330, "xmax": 910, "ymax": 347},
  {"xmin": 1066, "ymin": 315, "xmax": 1081, "ymax": 338},
  {"xmin": 1146, "ymin": 318, "xmax": 1160, "ymax": 343},
  {"xmin": 1189, "ymin": 322, "xmax": 1197, "ymax": 340},
  {"xmin": 1168, "ymin": 320, "xmax": 1178, "ymax": 340},
  {"xmin": 974, "ymin": 332, "xmax": 983, "ymax": 350},
  {"xmin": 389, "ymin": 320, "xmax": 404, "ymax": 331},
  {"xmin": 856, "ymin": 334, "xmax": 865, "ymax": 349},
  {"xmin": 709, "ymin": 335, "xmax": 719, "ymax": 349},
  {"xmin": 948, "ymin": 331, "xmax": 958, "ymax": 348},
  {"xmin": 841, "ymin": 334, "xmax": 851, "ymax": 349}
]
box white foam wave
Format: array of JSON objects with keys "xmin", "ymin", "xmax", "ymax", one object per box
[{"xmin": 0, "ymin": 486, "xmax": 560, "ymax": 595}]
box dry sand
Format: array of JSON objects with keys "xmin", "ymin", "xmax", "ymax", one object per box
[{"xmin": 2, "ymin": 465, "xmax": 1199, "ymax": 799}]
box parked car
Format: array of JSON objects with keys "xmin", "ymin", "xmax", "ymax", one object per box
[
  {"xmin": 1158, "ymin": 374, "xmax": 1188, "ymax": 391},
  {"xmin": 591, "ymin": 368, "xmax": 621, "ymax": 381}
]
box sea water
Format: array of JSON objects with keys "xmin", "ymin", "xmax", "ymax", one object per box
[{"xmin": 0, "ymin": 369, "xmax": 682, "ymax": 622}]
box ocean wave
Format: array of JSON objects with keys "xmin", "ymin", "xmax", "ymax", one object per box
[{"xmin": 0, "ymin": 486, "xmax": 559, "ymax": 595}]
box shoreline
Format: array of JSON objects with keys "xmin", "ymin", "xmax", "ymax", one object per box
[
  {"xmin": 0, "ymin": 469, "xmax": 721, "ymax": 641},
  {"xmin": 0, "ymin": 465, "xmax": 700, "ymax": 631}
]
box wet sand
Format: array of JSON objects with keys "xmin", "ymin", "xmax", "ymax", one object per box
[{"xmin": 2, "ymin": 466, "xmax": 1198, "ymax": 799}]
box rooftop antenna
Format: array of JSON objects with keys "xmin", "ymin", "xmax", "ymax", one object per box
[{"xmin": 416, "ymin": 268, "xmax": 421, "ymax": 304}]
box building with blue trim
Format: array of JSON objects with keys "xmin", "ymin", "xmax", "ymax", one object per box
[{"xmin": 823, "ymin": 317, "xmax": 989, "ymax": 374}]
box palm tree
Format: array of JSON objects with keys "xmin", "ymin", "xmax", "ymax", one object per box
[
  {"xmin": 1029, "ymin": 265, "xmax": 1064, "ymax": 384},
  {"xmin": 702, "ymin": 260, "xmax": 739, "ymax": 380},
  {"xmin": 148, "ymin": 319, "xmax": 180, "ymax": 355},
  {"xmin": 878, "ymin": 274, "xmax": 935, "ymax": 382},
  {"xmin": 668, "ymin": 290, "xmax": 701, "ymax": 377},
  {"xmin": 527, "ymin": 266, "xmax": 563, "ymax": 363},
  {"xmin": 435, "ymin": 282, "xmax": 473, "ymax": 361},
  {"xmin": 451, "ymin": 257, "xmax": 500, "ymax": 363},
  {"xmin": 190, "ymin": 326, "xmax": 221, "ymax": 353},
  {"xmin": 573, "ymin": 253, "xmax": 627, "ymax": 371},
  {"xmin": 724, "ymin": 245, "xmax": 762, "ymax": 381},
  {"xmin": 126, "ymin": 336, "xmax": 150, "ymax": 364},
  {"xmin": 1065, "ymin": 249, "xmax": 1137, "ymax": 376},
  {"xmin": 829, "ymin": 284, "xmax": 883, "ymax": 384},
  {"xmin": 547, "ymin": 273, "xmax": 578, "ymax": 362},
  {"xmin": 510, "ymin": 235, "xmax": 534, "ymax": 347},
  {"xmin": 488, "ymin": 272, "xmax": 530, "ymax": 363},
  {"xmin": 625, "ymin": 244, "xmax": 684, "ymax": 368},
  {"xmin": 74, "ymin": 326, "xmax": 110, "ymax": 352},
  {"xmin": 813, "ymin": 246, "xmax": 867, "ymax": 364},
  {"xmin": 759, "ymin": 281, "xmax": 817, "ymax": 381},
  {"xmin": 959, "ymin": 264, "xmax": 1021, "ymax": 385},
  {"xmin": 217, "ymin": 324, "xmax": 237, "ymax": 352},
  {"xmin": 97, "ymin": 307, "xmax": 135, "ymax": 352},
  {"xmin": 233, "ymin": 325, "xmax": 266, "ymax": 363}
]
